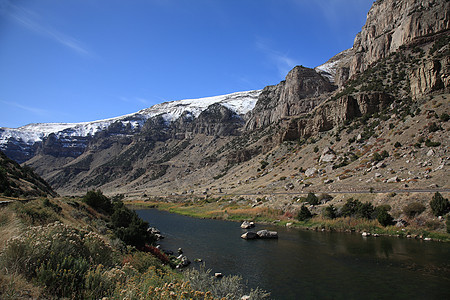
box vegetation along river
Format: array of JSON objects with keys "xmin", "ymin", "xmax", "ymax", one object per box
[{"xmin": 136, "ymin": 209, "xmax": 450, "ymax": 299}]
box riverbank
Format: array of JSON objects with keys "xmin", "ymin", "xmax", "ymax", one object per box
[{"xmin": 127, "ymin": 197, "xmax": 450, "ymax": 242}]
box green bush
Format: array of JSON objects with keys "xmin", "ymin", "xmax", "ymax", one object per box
[
  {"xmin": 425, "ymin": 139, "xmax": 441, "ymax": 147},
  {"xmin": 322, "ymin": 205, "xmax": 337, "ymax": 219},
  {"xmin": 340, "ymin": 198, "xmax": 361, "ymax": 217},
  {"xmin": 83, "ymin": 190, "xmax": 113, "ymax": 213},
  {"xmin": 111, "ymin": 201, "xmax": 155, "ymax": 247},
  {"xmin": 440, "ymin": 113, "xmax": 449, "ymax": 122},
  {"xmin": 260, "ymin": 161, "xmax": 269, "ymax": 170},
  {"xmin": 394, "ymin": 141, "xmax": 402, "ymax": 148},
  {"xmin": 0, "ymin": 222, "xmax": 114, "ymax": 298},
  {"xmin": 297, "ymin": 205, "xmax": 312, "ymax": 221},
  {"xmin": 306, "ymin": 192, "xmax": 319, "ymax": 205},
  {"xmin": 428, "ymin": 122, "xmax": 442, "ymax": 132},
  {"xmin": 84, "ymin": 265, "xmax": 115, "ymax": 299},
  {"xmin": 377, "ymin": 208, "xmax": 394, "ymax": 227},
  {"xmin": 430, "ymin": 192, "xmax": 449, "ymax": 216},
  {"xmin": 403, "ymin": 202, "xmax": 426, "ymax": 218},
  {"xmin": 357, "ymin": 202, "xmax": 375, "ymax": 219},
  {"xmin": 372, "ymin": 152, "xmax": 382, "ymax": 162}
]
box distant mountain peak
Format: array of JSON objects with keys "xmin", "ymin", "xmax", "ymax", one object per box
[{"xmin": 0, "ymin": 90, "xmax": 261, "ymax": 147}]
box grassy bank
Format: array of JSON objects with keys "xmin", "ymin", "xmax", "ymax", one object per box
[
  {"xmin": 0, "ymin": 196, "xmax": 269, "ymax": 299},
  {"xmin": 129, "ymin": 198, "xmax": 450, "ymax": 242}
]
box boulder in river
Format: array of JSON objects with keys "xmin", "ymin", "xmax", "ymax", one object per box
[
  {"xmin": 241, "ymin": 231, "xmax": 259, "ymax": 240},
  {"xmin": 176, "ymin": 255, "xmax": 191, "ymax": 268},
  {"xmin": 257, "ymin": 230, "xmax": 278, "ymax": 239},
  {"xmin": 241, "ymin": 221, "xmax": 255, "ymax": 229}
]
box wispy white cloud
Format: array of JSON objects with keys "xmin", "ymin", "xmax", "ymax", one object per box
[
  {"xmin": 1, "ymin": 100, "xmax": 50, "ymax": 116},
  {"xmin": 5, "ymin": 3, "xmax": 92, "ymax": 57},
  {"xmin": 256, "ymin": 39, "xmax": 300, "ymax": 77},
  {"xmin": 118, "ymin": 96, "xmax": 159, "ymax": 107},
  {"xmin": 136, "ymin": 98, "xmax": 150, "ymax": 105}
]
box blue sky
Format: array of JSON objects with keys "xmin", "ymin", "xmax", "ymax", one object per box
[{"xmin": 0, "ymin": 0, "xmax": 374, "ymax": 128}]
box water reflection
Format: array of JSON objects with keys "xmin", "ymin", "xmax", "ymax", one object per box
[{"xmin": 136, "ymin": 209, "xmax": 450, "ymax": 299}]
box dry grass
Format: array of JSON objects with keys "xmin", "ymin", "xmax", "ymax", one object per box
[
  {"xmin": 0, "ymin": 207, "xmax": 23, "ymax": 250},
  {"xmin": 0, "ymin": 273, "xmax": 43, "ymax": 299}
]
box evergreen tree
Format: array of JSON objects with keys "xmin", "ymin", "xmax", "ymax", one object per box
[
  {"xmin": 430, "ymin": 192, "xmax": 449, "ymax": 216},
  {"xmin": 297, "ymin": 205, "xmax": 312, "ymax": 221}
]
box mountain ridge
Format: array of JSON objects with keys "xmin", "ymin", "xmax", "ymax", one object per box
[
  {"xmin": 0, "ymin": 89, "xmax": 261, "ymax": 163},
  {"xmin": 0, "ymin": 0, "xmax": 448, "ymax": 199}
]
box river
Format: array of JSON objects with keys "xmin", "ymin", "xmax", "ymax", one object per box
[{"xmin": 136, "ymin": 208, "xmax": 450, "ymax": 299}]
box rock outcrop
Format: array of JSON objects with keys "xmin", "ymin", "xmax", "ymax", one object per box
[
  {"xmin": 409, "ymin": 54, "xmax": 450, "ymax": 99},
  {"xmin": 245, "ymin": 66, "xmax": 336, "ymax": 130},
  {"xmin": 281, "ymin": 92, "xmax": 393, "ymax": 142},
  {"xmin": 349, "ymin": 0, "xmax": 449, "ymax": 78}
]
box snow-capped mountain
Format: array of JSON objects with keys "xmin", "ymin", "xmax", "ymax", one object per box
[{"xmin": 0, "ymin": 90, "xmax": 261, "ymax": 159}]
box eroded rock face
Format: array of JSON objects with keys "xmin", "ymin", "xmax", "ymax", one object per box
[
  {"xmin": 245, "ymin": 66, "xmax": 336, "ymax": 130},
  {"xmin": 410, "ymin": 56, "xmax": 450, "ymax": 99},
  {"xmin": 350, "ymin": 0, "xmax": 449, "ymax": 77},
  {"xmin": 280, "ymin": 92, "xmax": 393, "ymax": 142}
]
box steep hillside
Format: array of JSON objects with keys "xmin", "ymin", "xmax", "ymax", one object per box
[{"xmin": 0, "ymin": 151, "xmax": 56, "ymax": 197}]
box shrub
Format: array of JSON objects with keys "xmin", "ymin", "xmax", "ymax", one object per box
[
  {"xmin": 430, "ymin": 192, "xmax": 449, "ymax": 216},
  {"xmin": 297, "ymin": 205, "xmax": 312, "ymax": 221},
  {"xmin": 377, "ymin": 208, "xmax": 394, "ymax": 227},
  {"xmin": 123, "ymin": 251, "xmax": 163, "ymax": 273},
  {"xmin": 83, "ymin": 190, "xmax": 113, "ymax": 214},
  {"xmin": 440, "ymin": 113, "xmax": 449, "ymax": 122},
  {"xmin": 184, "ymin": 264, "xmax": 270, "ymax": 299},
  {"xmin": 260, "ymin": 161, "xmax": 269, "ymax": 170},
  {"xmin": 372, "ymin": 152, "xmax": 382, "ymax": 162},
  {"xmin": 322, "ymin": 205, "xmax": 337, "ymax": 219},
  {"xmin": 394, "ymin": 141, "xmax": 402, "ymax": 148},
  {"xmin": 425, "ymin": 139, "xmax": 441, "ymax": 147},
  {"xmin": 340, "ymin": 198, "xmax": 361, "ymax": 217},
  {"xmin": 357, "ymin": 202, "xmax": 375, "ymax": 219},
  {"xmin": 111, "ymin": 201, "xmax": 155, "ymax": 248},
  {"xmin": 0, "ymin": 222, "xmax": 114, "ymax": 298},
  {"xmin": 403, "ymin": 202, "xmax": 426, "ymax": 218},
  {"xmin": 428, "ymin": 122, "xmax": 441, "ymax": 132},
  {"xmin": 84, "ymin": 265, "xmax": 115, "ymax": 299},
  {"xmin": 306, "ymin": 192, "xmax": 319, "ymax": 205}
]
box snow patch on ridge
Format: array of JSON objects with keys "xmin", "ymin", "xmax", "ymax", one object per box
[{"xmin": 0, "ymin": 90, "xmax": 261, "ymax": 146}]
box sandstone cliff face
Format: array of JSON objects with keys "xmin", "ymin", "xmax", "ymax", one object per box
[
  {"xmin": 245, "ymin": 66, "xmax": 335, "ymax": 130},
  {"xmin": 350, "ymin": 0, "xmax": 449, "ymax": 77},
  {"xmin": 410, "ymin": 54, "xmax": 450, "ymax": 99},
  {"xmin": 280, "ymin": 92, "xmax": 393, "ymax": 142}
]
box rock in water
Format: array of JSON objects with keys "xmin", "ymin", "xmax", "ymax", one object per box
[
  {"xmin": 241, "ymin": 221, "xmax": 255, "ymax": 229},
  {"xmin": 241, "ymin": 232, "xmax": 259, "ymax": 240},
  {"xmin": 256, "ymin": 230, "xmax": 278, "ymax": 239}
]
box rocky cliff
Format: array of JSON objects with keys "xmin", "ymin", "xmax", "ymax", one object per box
[
  {"xmin": 350, "ymin": 0, "xmax": 449, "ymax": 78},
  {"xmin": 245, "ymin": 66, "xmax": 336, "ymax": 130}
]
